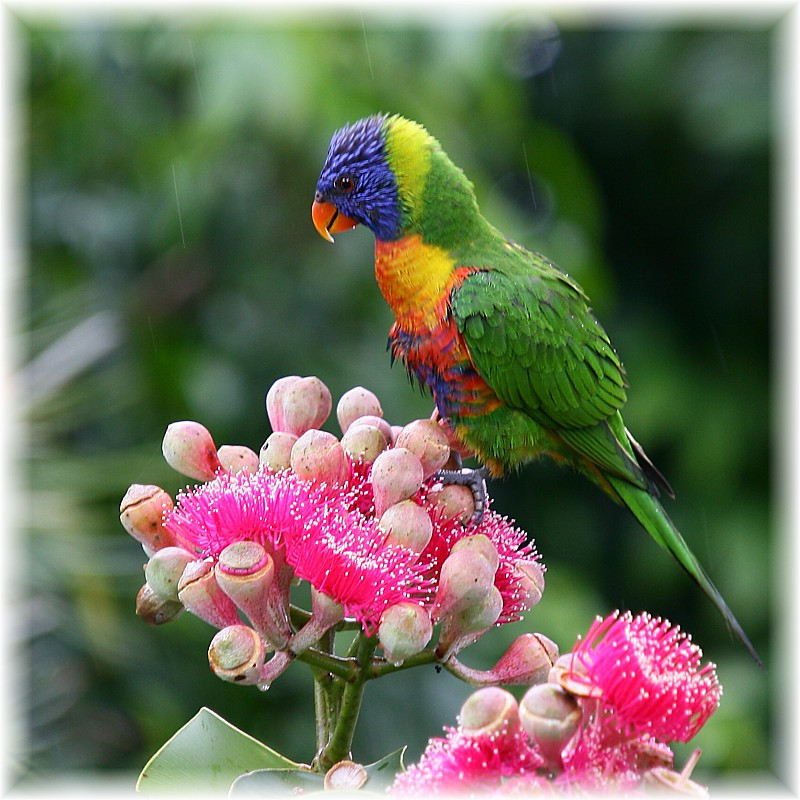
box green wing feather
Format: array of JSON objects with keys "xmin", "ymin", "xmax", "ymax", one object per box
[{"xmin": 452, "ymin": 256, "xmax": 653, "ymax": 491}]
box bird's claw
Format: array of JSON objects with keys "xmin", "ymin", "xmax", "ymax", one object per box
[{"xmin": 432, "ymin": 465, "xmax": 490, "ymax": 527}]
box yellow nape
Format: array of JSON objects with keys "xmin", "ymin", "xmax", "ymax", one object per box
[{"xmin": 384, "ymin": 115, "xmax": 437, "ymax": 209}]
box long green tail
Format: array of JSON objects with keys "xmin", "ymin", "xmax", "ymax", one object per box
[{"xmin": 608, "ymin": 475, "xmax": 763, "ymax": 668}]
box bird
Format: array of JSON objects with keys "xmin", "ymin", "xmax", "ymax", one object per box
[{"xmin": 311, "ymin": 113, "xmax": 761, "ymax": 666}]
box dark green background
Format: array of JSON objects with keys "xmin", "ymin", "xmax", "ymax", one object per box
[{"xmin": 20, "ymin": 10, "xmax": 782, "ymax": 790}]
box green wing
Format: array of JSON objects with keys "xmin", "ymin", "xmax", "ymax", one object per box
[{"xmin": 451, "ymin": 254, "xmax": 650, "ymax": 490}]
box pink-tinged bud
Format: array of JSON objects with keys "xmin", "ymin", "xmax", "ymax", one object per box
[
  {"xmin": 450, "ymin": 534, "xmax": 499, "ymax": 575},
  {"xmin": 460, "ymin": 687, "xmax": 519, "ymax": 736},
  {"xmin": 120, "ymin": 484, "xmax": 176, "ymax": 554},
  {"xmin": 435, "ymin": 586, "xmax": 503, "ymax": 661},
  {"xmin": 289, "ymin": 588, "xmax": 345, "ymax": 655},
  {"xmin": 259, "ymin": 431, "xmax": 298, "ymax": 472},
  {"xmin": 135, "ymin": 583, "xmax": 184, "ymax": 625},
  {"xmin": 425, "ymin": 483, "xmax": 475, "ymax": 525},
  {"xmin": 490, "ymin": 633, "xmax": 559, "ymax": 686},
  {"xmin": 432, "ymin": 548, "xmax": 497, "ymax": 623},
  {"xmin": 266, "ymin": 376, "xmax": 300, "ymax": 430},
  {"xmin": 370, "ymin": 447, "xmax": 424, "ymax": 517},
  {"xmin": 215, "ymin": 542, "xmax": 289, "ymax": 650},
  {"xmin": 208, "ymin": 624, "xmax": 266, "ymax": 685},
  {"xmin": 519, "ymin": 683, "xmax": 581, "ymax": 766},
  {"xmin": 378, "ymin": 500, "xmax": 433, "ymax": 553},
  {"xmin": 177, "ymin": 560, "xmax": 240, "ymax": 629},
  {"xmin": 144, "ymin": 546, "xmax": 198, "ymax": 601},
  {"xmin": 336, "ymin": 386, "xmax": 383, "ymax": 434},
  {"xmin": 390, "ymin": 425, "xmax": 403, "ymax": 445},
  {"xmin": 378, "ymin": 601, "xmax": 433, "ymax": 665},
  {"xmin": 340, "ymin": 423, "xmax": 388, "ymax": 464},
  {"xmin": 162, "ymin": 421, "xmax": 222, "ymax": 481},
  {"xmin": 394, "ymin": 419, "xmax": 451, "ymax": 479},
  {"xmin": 217, "ymin": 445, "xmax": 260, "ymax": 474},
  {"xmin": 290, "ymin": 430, "xmax": 349, "ymax": 484},
  {"xmin": 512, "ymin": 559, "xmax": 546, "ymax": 611},
  {"xmin": 350, "ymin": 414, "xmax": 394, "ymax": 444},
  {"xmin": 267, "ymin": 375, "xmax": 332, "ymax": 436},
  {"xmin": 324, "ymin": 761, "xmax": 368, "ymax": 792}
]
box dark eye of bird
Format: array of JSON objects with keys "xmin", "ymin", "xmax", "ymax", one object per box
[{"xmin": 333, "ymin": 174, "xmax": 356, "ymax": 193}]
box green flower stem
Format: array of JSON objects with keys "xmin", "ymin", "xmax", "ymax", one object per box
[
  {"xmin": 296, "ymin": 647, "xmax": 357, "ymax": 681},
  {"xmin": 368, "ymin": 647, "xmax": 439, "ymax": 679},
  {"xmin": 312, "ymin": 630, "xmax": 339, "ymax": 755},
  {"xmin": 316, "ymin": 633, "xmax": 377, "ymax": 771}
]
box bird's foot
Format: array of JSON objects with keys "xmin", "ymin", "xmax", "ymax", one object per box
[{"xmin": 432, "ymin": 465, "xmax": 490, "ymax": 527}]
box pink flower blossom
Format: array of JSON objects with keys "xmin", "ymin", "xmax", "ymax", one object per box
[
  {"xmin": 390, "ymin": 722, "xmax": 543, "ymax": 796},
  {"xmin": 562, "ymin": 611, "xmax": 722, "ymax": 742},
  {"xmin": 163, "ymin": 468, "xmax": 430, "ymax": 632}
]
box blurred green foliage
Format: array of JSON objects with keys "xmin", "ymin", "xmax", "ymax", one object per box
[{"xmin": 18, "ymin": 10, "xmax": 779, "ymax": 790}]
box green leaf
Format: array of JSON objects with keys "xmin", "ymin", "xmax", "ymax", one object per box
[
  {"xmin": 136, "ymin": 707, "xmax": 302, "ymax": 795},
  {"xmin": 229, "ymin": 747, "xmax": 406, "ymax": 797}
]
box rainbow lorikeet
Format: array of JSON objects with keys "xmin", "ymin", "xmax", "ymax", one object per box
[{"xmin": 311, "ymin": 113, "xmax": 760, "ymax": 666}]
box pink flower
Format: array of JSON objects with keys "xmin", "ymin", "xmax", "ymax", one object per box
[
  {"xmin": 417, "ymin": 492, "xmax": 542, "ymax": 625},
  {"xmin": 164, "ymin": 468, "xmax": 430, "ymax": 633},
  {"xmin": 561, "ymin": 611, "xmax": 722, "ymax": 742},
  {"xmin": 390, "ymin": 720, "xmax": 542, "ymax": 795}
]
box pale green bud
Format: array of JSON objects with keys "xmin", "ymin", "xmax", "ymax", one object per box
[
  {"xmin": 370, "ymin": 447, "xmax": 424, "ymax": 517},
  {"xmin": 259, "ymin": 431, "xmax": 298, "ymax": 471},
  {"xmin": 519, "ymin": 683, "xmax": 581, "ymax": 766},
  {"xmin": 340, "ymin": 423, "xmax": 388, "ymax": 464},
  {"xmin": 144, "ymin": 546, "xmax": 197, "ymax": 601},
  {"xmin": 460, "ymin": 687, "xmax": 519, "ymax": 735},
  {"xmin": 378, "ymin": 601, "xmax": 433, "ymax": 665},
  {"xmin": 290, "ymin": 429, "xmax": 348, "ymax": 484},
  {"xmin": 208, "ymin": 624, "xmax": 266, "ymax": 685},
  {"xmin": 217, "ymin": 444, "xmax": 260, "ymax": 474},
  {"xmin": 378, "ymin": 499, "xmax": 433, "ymax": 553}
]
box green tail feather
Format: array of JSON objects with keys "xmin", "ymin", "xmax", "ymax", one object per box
[{"xmin": 607, "ymin": 475, "xmax": 763, "ymax": 669}]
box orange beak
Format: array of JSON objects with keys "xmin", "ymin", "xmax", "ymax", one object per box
[{"xmin": 311, "ymin": 199, "xmax": 358, "ymax": 242}]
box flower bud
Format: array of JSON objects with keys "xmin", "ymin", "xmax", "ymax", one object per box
[
  {"xmin": 370, "ymin": 447, "xmax": 424, "ymax": 517},
  {"xmin": 290, "ymin": 430, "xmax": 349, "ymax": 484},
  {"xmin": 450, "ymin": 534, "xmax": 499, "ymax": 575},
  {"xmin": 177, "ymin": 560, "xmax": 240, "ymax": 629},
  {"xmin": 208, "ymin": 624, "xmax": 266, "ymax": 685},
  {"xmin": 266, "ymin": 375, "xmax": 300, "ymax": 430},
  {"xmin": 162, "ymin": 421, "xmax": 222, "ymax": 481},
  {"xmin": 460, "ymin": 687, "xmax": 519, "ymax": 737},
  {"xmin": 135, "ymin": 582, "xmax": 184, "ymax": 625},
  {"xmin": 513, "ymin": 559, "xmax": 546, "ymax": 611},
  {"xmin": 145, "ymin": 546, "xmax": 198, "ymax": 601},
  {"xmin": 378, "ymin": 500, "xmax": 433, "ymax": 553},
  {"xmin": 435, "ymin": 586, "xmax": 503, "ymax": 661},
  {"xmin": 519, "ymin": 683, "xmax": 581, "ymax": 766},
  {"xmin": 490, "ymin": 633, "xmax": 559, "ymax": 686},
  {"xmin": 350, "ymin": 414, "xmax": 394, "ymax": 444},
  {"xmin": 425, "ymin": 483, "xmax": 475, "ymax": 525},
  {"xmin": 378, "ymin": 601, "xmax": 433, "ymax": 665},
  {"xmin": 217, "ymin": 444, "xmax": 260, "ymax": 475},
  {"xmin": 336, "ymin": 386, "xmax": 383, "ymax": 434},
  {"xmin": 267, "ymin": 375, "xmax": 332, "ymax": 436},
  {"xmin": 324, "ymin": 761, "xmax": 368, "ymax": 792},
  {"xmin": 340, "ymin": 423, "xmax": 388, "ymax": 465},
  {"xmin": 432, "ymin": 547, "xmax": 497, "ymax": 622},
  {"xmin": 215, "ymin": 542, "xmax": 289, "ymax": 649},
  {"xmin": 394, "ymin": 419, "xmax": 451, "ymax": 479},
  {"xmin": 259, "ymin": 431, "xmax": 298, "ymax": 472},
  {"xmin": 120, "ymin": 484, "xmax": 176, "ymax": 554}
]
